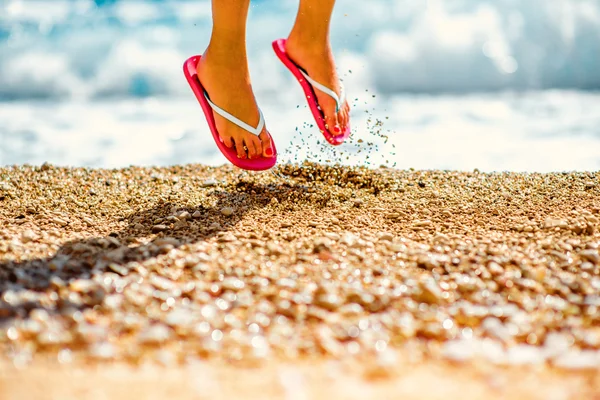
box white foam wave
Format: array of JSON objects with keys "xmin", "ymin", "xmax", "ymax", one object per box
[{"xmin": 1, "ymin": 91, "xmax": 599, "ymax": 172}]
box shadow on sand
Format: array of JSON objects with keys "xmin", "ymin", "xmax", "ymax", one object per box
[{"xmin": 0, "ymin": 180, "xmax": 316, "ymax": 318}]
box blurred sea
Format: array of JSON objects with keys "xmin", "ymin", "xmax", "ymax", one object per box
[{"xmin": 1, "ymin": 0, "xmax": 599, "ymax": 171}]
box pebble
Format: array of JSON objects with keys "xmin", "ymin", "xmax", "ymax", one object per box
[
  {"xmin": 103, "ymin": 294, "xmax": 123, "ymax": 310},
  {"xmin": 51, "ymin": 217, "xmax": 68, "ymax": 227},
  {"xmin": 487, "ymin": 262, "xmax": 504, "ymax": 276},
  {"xmin": 21, "ymin": 229, "xmax": 37, "ymax": 243},
  {"xmin": 387, "ymin": 242, "xmax": 406, "ymax": 252},
  {"xmin": 165, "ymin": 308, "xmax": 195, "ymax": 327},
  {"xmin": 222, "ymin": 277, "xmax": 245, "ymax": 291},
  {"xmin": 138, "ymin": 324, "xmax": 172, "ymax": 345},
  {"xmin": 579, "ymin": 250, "xmax": 599, "ymax": 264},
  {"xmin": 338, "ymin": 303, "xmax": 364, "ymax": 316},
  {"xmin": 341, "ymin": 233, "xmax": 358, "ymax": 247},
  {"xmin": 150, "ymin": 275, "xmax": 176, "ymax": 291},
  {"xmin": 315, "ymin": 293, "xmax": 342, "ymax": 311},
  {"xmin": 90, "ymin": 342, "xmax": 117, "ymax": 360},
  {"xmin": 415, "ymin": 280, "xmax": 445, "ymax": 304},
  {"xmin": 69, "ymin": 279, "xmax": 99, "ymax": 293},
  {"xmin": 277, "ymin": 278, "xmax": 297, "ymax": 289},
  {"xmin": 108, "ymin": 264, "xmax": 128, "ymax": 276},
  {"xmin": 177, "ymin": 211, "xmax": 191, "ymax": 220},
  {"xmin": 152, "ymin": 224, "xmax": 168, "ymax": 233},
  {"xmin": 413, "ymin": 220, "xmax": 432, "ymax": 228},
  {"xmin": 221, "ymin": 207, "xmax": 234, "ymax": 217},
  {"xmin": 433, "ymin": 233, "xmax": 449, "ymax": 242},
  {"xmin": 378, "ymin": 232, "xmax": 394, "ymax": 242},
  {"xmin": 267, "ymin": 243, "xmax": 284, "ymax": 255},
  {"xmin": 544, "ymin": 218, "xmax": 568, "ymax": 229},
  {"xmin": 314, "ymin": 237, "xmax": 333, "ymax": 250},
  {"xmin": 324, "ymin": 232, "xmax": 340, "ymax": 241},
  {"xmin": 202, "ymin": 178, "xmax": 218, "ymax": 187},
  {"xmin": 82, "ymin": 216, "xmax": 94, "ymax": 226}
]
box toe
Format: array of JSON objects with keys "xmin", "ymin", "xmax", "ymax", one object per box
[
  {"xmin": 222, "ymin": 134, "xmax": 235, "ymax": 148},
  {"xmin": 245, "ymin": 135, "xmax": 261, "ymax": 159},
  {"xmin": 324, "ymin": 107, "xmax": 341, "ymax": 137},
  {"xmin": 234, "ymin": 137, "xmax": 247, "ymax": 159},
  {"xmin": 339, "ymin": 102, "xmax": 350, "ymax": 131},
  {"xmin": 259, "ymin": 130, "xmax": 274, "ymax": 158}
]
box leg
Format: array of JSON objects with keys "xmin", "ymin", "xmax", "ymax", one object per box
[
  {"xmin": 197, "ymin": 0, "xmax": 274, "ymax": 159},
  {"xmin": 286, "ymin": 0, "xmax": 350, "ymax": 137}
]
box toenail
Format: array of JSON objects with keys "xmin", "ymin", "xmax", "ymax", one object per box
[
  {"xmin": 265, "ymin": 148, "xmax": 273, "ymax": 157},
  {"xmin": 333, "ymin": 125, "xmax": 341, "ymax": 134}
]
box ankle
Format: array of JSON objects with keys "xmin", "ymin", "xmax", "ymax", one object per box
[
  {"xmin": 203, "ymin": 43, "xmax": 248, "ymax": 70},
  {"xmin": 205, "ymin": 34, "xmax": 247, "ymax": 61},
  {"xmin": 287, "ymin": 33, "xmax": 330, "ymax": 58},
  {"xmin": 287, "ymin": 24, "xmax": 329, "ymax": 50}
]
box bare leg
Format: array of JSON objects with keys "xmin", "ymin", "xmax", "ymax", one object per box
[
  {"xmin": 197, "ymin": 0, "xmax": 274, "ymax": 159},
  {"xmin": 286, "ymin": 0, "xmax": 350, "ymax": 137}
]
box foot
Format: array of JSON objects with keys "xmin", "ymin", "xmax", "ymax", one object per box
[
  {"xmin": 284, "ymin": 35, "xmax": 350, "ymax": 137},
  {"xmin": 197, "ymin": 48, "xmax": 274, "ymax": 160}
]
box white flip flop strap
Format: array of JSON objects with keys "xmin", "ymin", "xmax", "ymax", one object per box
[
  {"xmin": 299, "ymin": 69, "xmax": 345, "ymax": 113},
  {"xmin": 204, "ymin": 92, "xmax": 264, "ymax": 137}
]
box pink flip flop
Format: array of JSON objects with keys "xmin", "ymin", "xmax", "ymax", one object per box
[
  {"xmin": 272, "ymin": 39, "xmax": 350, "ymax": 146},
  {"xmin": 183, "ymin": 55, "xmax": 277, "ymax": 171}
]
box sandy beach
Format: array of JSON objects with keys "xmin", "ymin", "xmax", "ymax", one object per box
[{"xmin": 0, "ymin": 162, "xmax": 599, "ymax": 399}]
